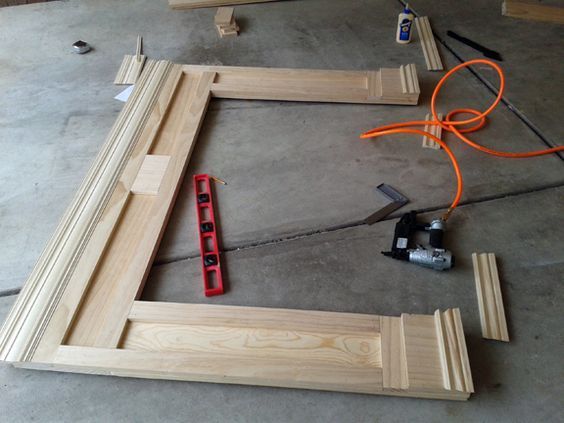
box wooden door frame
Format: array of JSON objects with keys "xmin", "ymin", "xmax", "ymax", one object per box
[{"xmin": 0, "ymin": 61, "xmax": 473, "ymax": 400}]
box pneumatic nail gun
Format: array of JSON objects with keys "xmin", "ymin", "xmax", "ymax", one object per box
[{"xmin": 382, "ymin": 211, "xmax": 454, "ymax": 270}]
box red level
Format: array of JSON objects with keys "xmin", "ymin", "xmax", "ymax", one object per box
[{"xmin": 193, "ymin": 174, "xmax": 224, "ymax": 297}]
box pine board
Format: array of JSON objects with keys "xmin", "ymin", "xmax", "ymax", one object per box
[{"xmin": 0, "ymin": 59, "xmax": 472, "ymax": 401}]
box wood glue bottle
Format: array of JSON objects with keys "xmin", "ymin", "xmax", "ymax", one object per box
[{"xmin": 396, "ymin": 4, "xmax": 414, "ymax": 44}]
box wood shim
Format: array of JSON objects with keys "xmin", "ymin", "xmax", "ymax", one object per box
[
  {"xmin": 170, "ymin": 0, "xmax": 278, "ymax": 10},
  {"xmin": 422, "ymin": 113, "xmax": 443, "ymax": 149},
  {"xmin": 115, "ymin": 54, "xmax": 147, "ymax": 85},
  {"xmin": 472, "ymin": 253, "xmax": 510, "ymax": 342},
  {"xmin": 0, "ymin": 61, "xmax": 473, "ymax": 402},
  {"xmin": 415, "ymin": 17, "xmax": 443, "ymax": 71},
  {"xmin": 502, "ymin": 1, "xmax": 564, "ymax": 24}
]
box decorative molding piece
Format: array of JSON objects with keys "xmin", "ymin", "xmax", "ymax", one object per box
[
  {"xmin": 502, "ymin": 1, "xmax": 564, "ymax": 24},
  {"xmin": 401, "ymin": 310, "xmax": 473, "ymax": 395},
  {"xmin": 170, "ymin": 0, "xmax": 279, "ymax": 9},
  {"xmin": 472, "ymin": 253, "xmax": 510, "ymax": 342},
  {"xmin": 434, "ymin": 309, "xmax": 474, "ymax": 392},
  {"xmin": 422, "ymin": 113, "xmax": 443, "ymax": 149},
  {"xmin": 415, "ymin": 17, "xmax": 443, "ymax": 71},
  {"xmin": 115, "ymin": 36, "xmax": 146, "ymax": 85},
  {"xmin": 0, "ymin": 60, "xmax": 469, "ymax": 401}
]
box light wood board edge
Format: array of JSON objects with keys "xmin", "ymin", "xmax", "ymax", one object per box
[
  {"xmin": 415, "ymin": 17, "xmax": 443, "ymax": 71},
  {"xmin": 472, "ymin": 253, "xmax": 510, "ymax": 342},
  {"xmin": 502, "ymin": 1, "xmax": 564, "ymax": 24},
  {"xmin": 170, "ymin": 0, "xmax": 279, "ymax": 10},
  {"xmin": 22, "ymin": 306, "xmax": 469, "ymax": 400}
]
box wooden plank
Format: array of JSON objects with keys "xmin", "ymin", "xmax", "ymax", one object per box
[
  {"xmin": 15, "ymin": 308, "xmax": 470, "ymax": 400},
  {"xmin": 129, "ymin": 301, "xmax": 380, "ymax": 335},
  {"xmin": 120, "ymin": 322, "xmax": 381, "ymax": 368},
  {"xmin": 422, "ymin": 113, "xmax": 443, "ymax": 149},
  {"xmin": 115, "ymin": 54, "xmax": 147, "ymax": 85},
  {"xmin": 0, "ymin": 60, "xmax": 176, "ymax": 363},
  {"xmin": 415, "ymin": 17, "xmax": 443, "ymax": 71},
  {"xmin": 31, "ymin": 62, "xmax": 184, "ymax": 363},
  {"xmin": 52, "ymin": 345, "xmax": 384, "ymax": 395},
  {"xmin": 170, "ymin": 0, "xmax": 279, "ymax": 10},
  {"xmin": 380, "ymin": 316, "xmax": 408, "ymax": 391},
  {"xmin": 65, "ymin": 72, "xmax": 216, "ymax": 348},
  {"xmin": 472, "ymin": 253, "xmax": 510, "ymax": 342},
  {"xmin": 182, "ymin": 64, "xmax": 419, "ymax": 105},
  {"xmin": 131, "ymin": 155, "xmax": 171, "ymax": 195},
  {"xmin": 502, "ymin": 1, "xmax": 564, "ymax": 24}
]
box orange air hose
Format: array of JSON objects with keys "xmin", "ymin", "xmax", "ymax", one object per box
[{"xmin": 360, "ymin": 59, "xmax": 564, "ymax": 221}]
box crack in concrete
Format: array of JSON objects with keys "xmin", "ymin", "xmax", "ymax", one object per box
[{"xmin": 152, "ymin": 182, "xmax": 564, "ymax": 268}]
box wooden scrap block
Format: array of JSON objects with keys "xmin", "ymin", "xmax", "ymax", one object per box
[
  {"xmin": 131, "ymin": 155, "xmax": 171, "ymax": 195},
  {"xmin": 422, "ymin": 113, "xmax": 443, "ymax": 149},
  {"xmin": 472, "ymin": 253, "xmax": 510, "ymax": 342},
  {"xmin": 214, "ymin": 6, "xmax": 234, "ymax": 25},
  {"xmin": 215, "ymin": 7, "xmax": 239, "ymax": 37}
]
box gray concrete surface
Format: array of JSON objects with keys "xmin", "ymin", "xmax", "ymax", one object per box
[
  {"xmin": 0, "ymin": 0, "xmax": 563, "ymax": 421},
  {"xmin": 405, "ymin": 0, "xmax": 564, "ymax": 147}
]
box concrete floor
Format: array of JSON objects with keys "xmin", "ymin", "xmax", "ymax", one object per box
[{"xmin": 0, "ymin": 0, "xmax": 563, "ymax": 421}]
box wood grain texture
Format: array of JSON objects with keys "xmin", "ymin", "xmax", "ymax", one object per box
[
  {"xmin": 170, "ymin": 0, "xmax": 279, "ymax": 10},
  {"xmin": 400, "ymin": 313, "xmax": 444, "ymax": 392},
  {"xmin": 0, "ymin": 60, "xmax": 175, "ymax": 363},
  {"xmin": 129, "ymin": 301, "xmax": 380, "ymax": 334},
  {"xmin": 0, "ymin": 59, "xmax": 472, "ymax": 400},
  {"xmin": 472, "ymin": 253, "xmax": 509, "ymax": 342},
  {"xmin": 182, "ymin": 64, "xmax": 419, "ymax": 105},
  {"xmin": 31, "ymin": 62, "xmax": 183, "ymax": 363},
  {"xmin": 422, "ymin": 113, "xmax": 443, "ymax": 149},
  {"xmin": 434, "ymin": 309, "xmax": 474, "ymax": 393},
  {"xmin": 415, "ymin": 17, "xmax": 443, "ymax": 71},
  {"xmin": 65, "ymin": 72, "xmax": 216, "ymax": 348},
  {"xmin": 214, "ymin": 6, "xmax": 234, "ymax": 25},
  {"xmin": 51, "ymin": 345, "xmax": 384, "ymax": 395},
  {"xmin": 121, "ymin": 322, "xmax": 381, "ymax": 368},
  {"xmin": 15, "ymin": 308, "xmax": 470, "ymax": 400},
  {"xmin": 114, "ymin": 54, "xmax": 147, "ymax": 85},
  {"xmin": 131, "ymin": 155, "xmax": 171, "ymax": 195},
  {"xmin": 380, "ymin": 316, "xmax": 408, "ymax": 391},
  {"xmin": 502, "ymin": 1, "xmax": 564, "ymax": 24}
]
